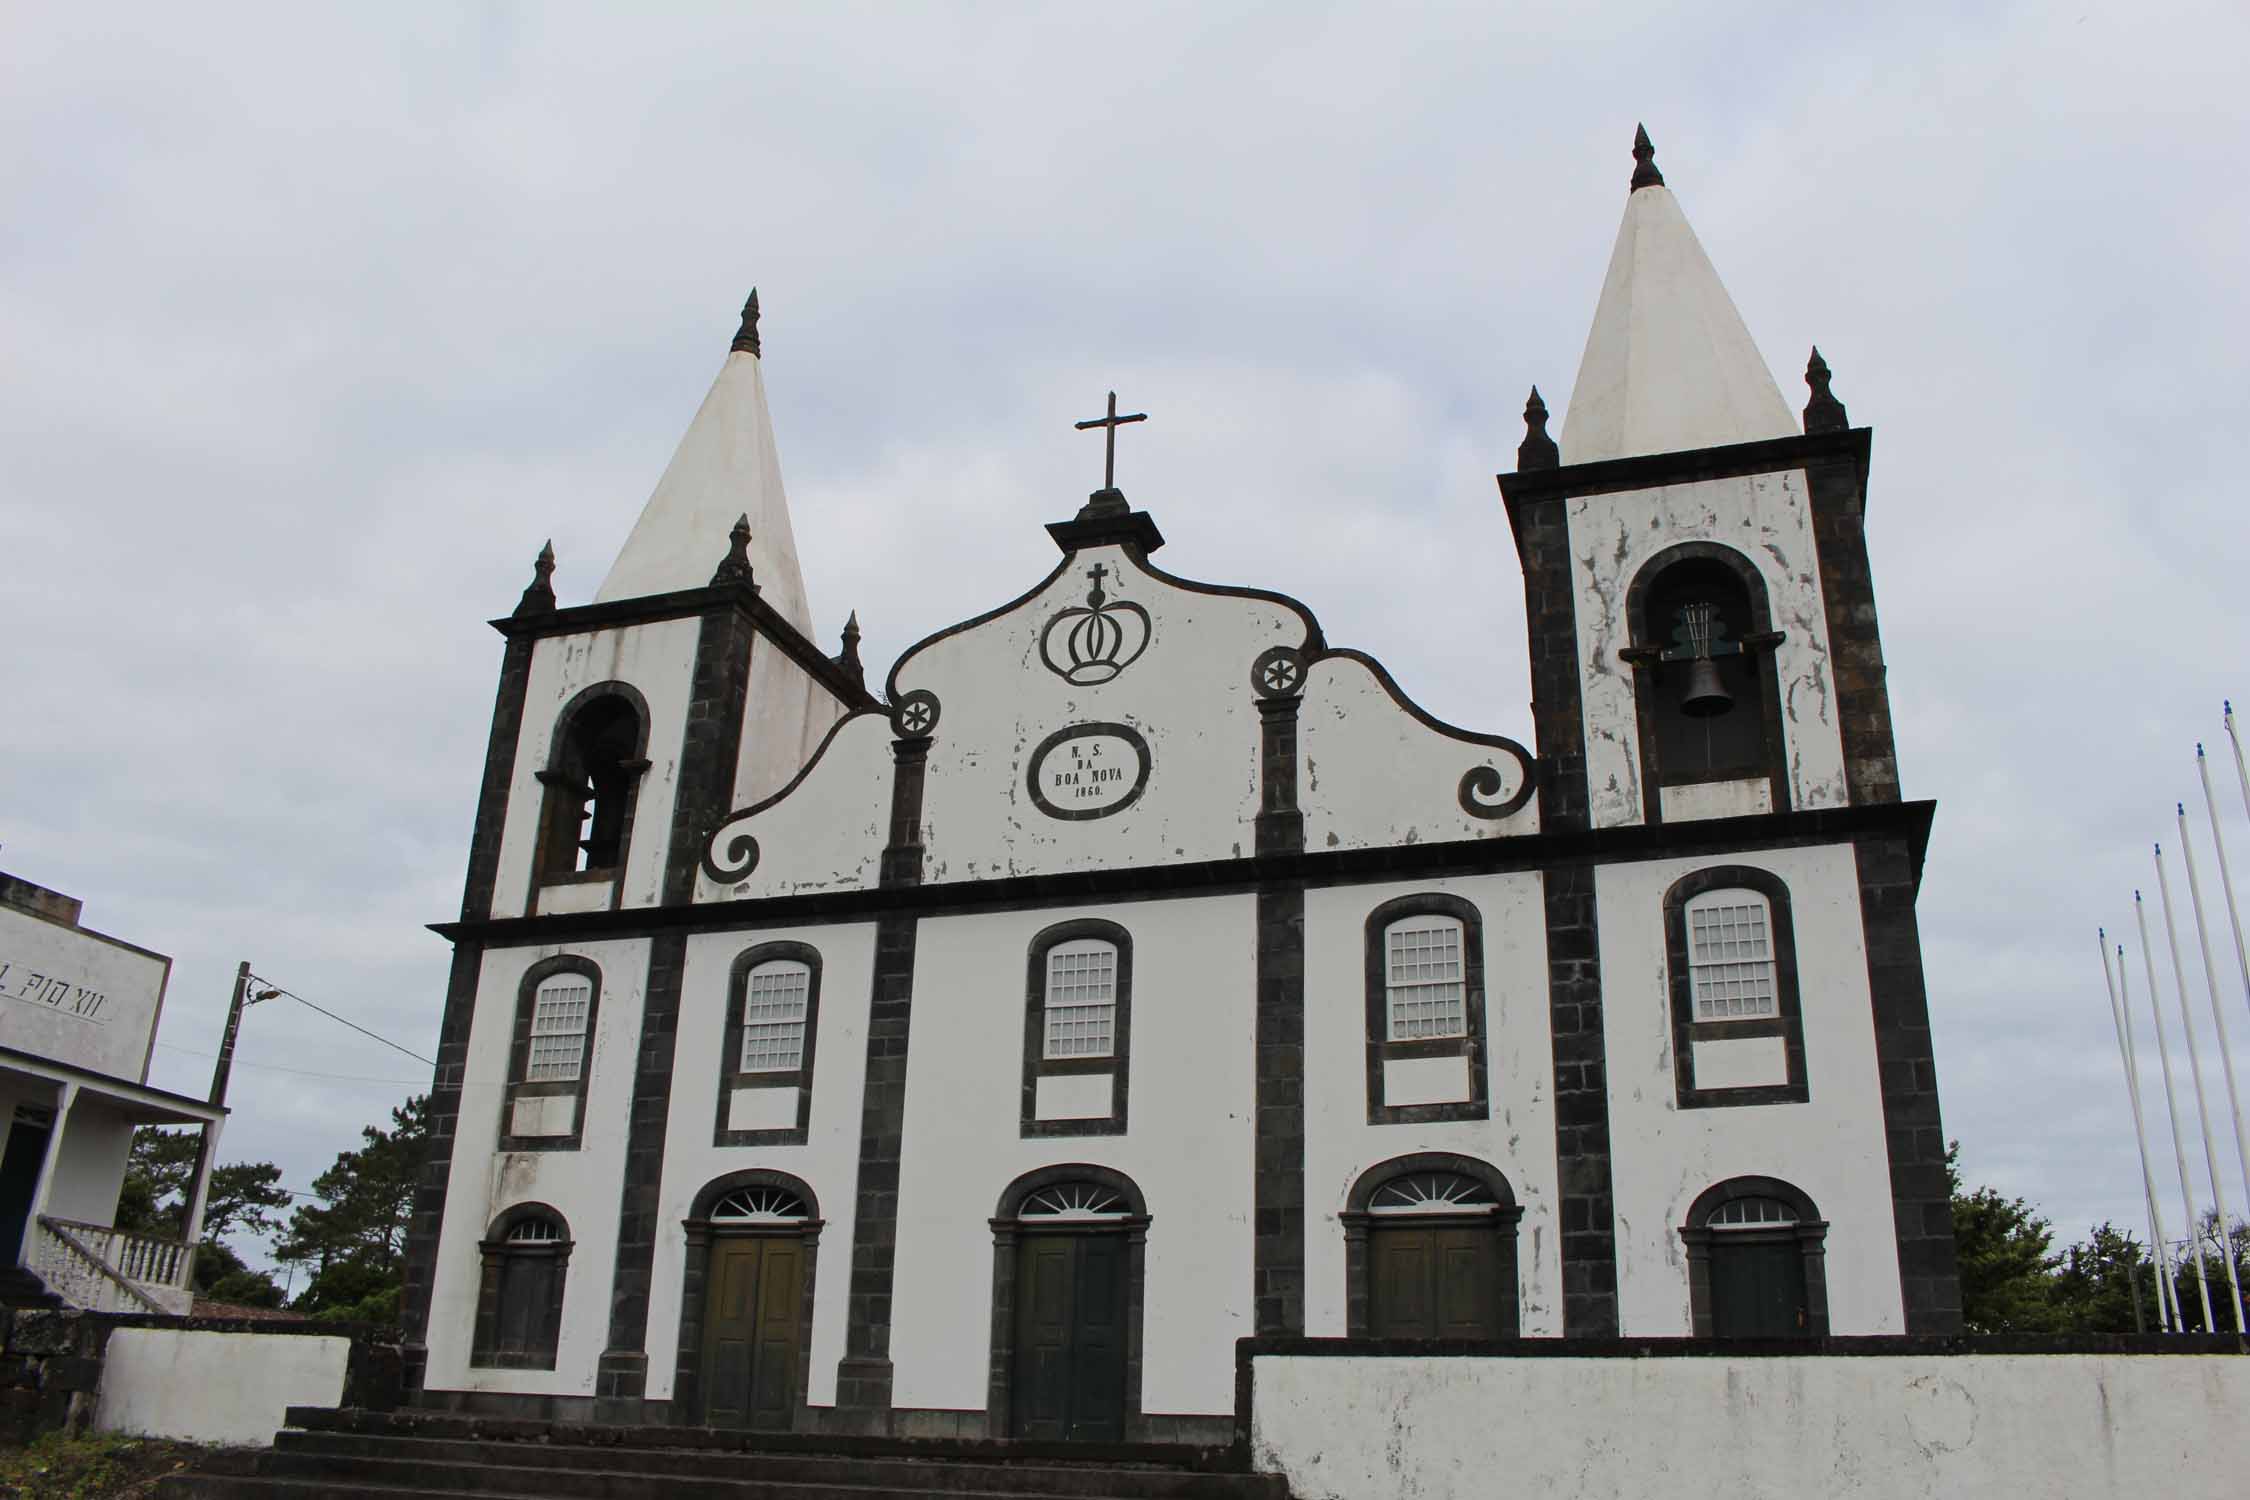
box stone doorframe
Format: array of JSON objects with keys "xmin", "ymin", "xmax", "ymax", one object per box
[
  {"xmin": 1678, "ymin": 1175, "xmax": 1830, "ymax": 1338},
  {"xmin": 983, "ymin": 1163, "xmax": 1150, "ymax": 1440},
  {"xmin": 669, "ymin": 1167, "xmax": 824, "ymax": 1426},
  {"xmin": 1340, "ymin": 1151, "xmax": 1524, "ymax": 1338}
]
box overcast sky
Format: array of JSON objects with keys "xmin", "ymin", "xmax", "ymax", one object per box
[{"xmin": 7, "ymin": 2, "xmax": 2249, "ymax": 1278}]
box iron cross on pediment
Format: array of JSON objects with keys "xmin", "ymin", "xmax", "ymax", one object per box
[{"xmin": 1074, "ymin": 391, "xmax": 1147, "ymax": 490}]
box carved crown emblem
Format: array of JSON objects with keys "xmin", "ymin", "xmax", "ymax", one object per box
[{"xmin": 1038, "ymin": 564, "xmax": 1152, "ymax": 686}]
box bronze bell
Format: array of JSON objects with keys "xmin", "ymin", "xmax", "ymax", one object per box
[{"xmin": 1680, "ymin": 655, "xmax": 1734, "ymax": 717}]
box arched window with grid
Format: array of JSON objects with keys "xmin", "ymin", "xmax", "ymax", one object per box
[
  {"xmin": 501, "ymin": 957, "xmax": 601, "ymax": 1150},
  {"xmin": 1022, "ymin": 920, "xmax": 1133, "ymax": 1138},
  {"xmin": 1664, "ymin": 867, "xmax": 1807, "ymax": 1108},
  {"xmin": 1362, "ymin": 894, "xmax": 1490, "ymax": 1125},
  {"xmin": 717, "ymin": 943, "xmax": 823, "ymax": 1147}
]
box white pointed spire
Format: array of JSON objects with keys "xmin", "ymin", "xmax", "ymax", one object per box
[
  {"xmin": 594, "ymin": 290, "xmax": 815, "ymax": 638},
  {"xmin": 1559, "ymin": 128, "xmax": 1797, "ymax": 466}
]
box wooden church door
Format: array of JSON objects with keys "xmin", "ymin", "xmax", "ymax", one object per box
[
  {"xmin": 1708, "ymin": 1237, "xmax": 1807, "ymax": 1338},
  {"xmin": 1011, "ymin": 1232, "xmax": 1127, "ymax": 1441},
  {"xmin": 700, "ymin": 1236, "xmax": 805, "ymax": 1430},
  {"xmin": 1369, "ymin": 1223, "xmax": 1501, "ymax": 1339}
]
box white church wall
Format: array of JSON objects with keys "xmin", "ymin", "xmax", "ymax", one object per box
[
  {"xmin": 698, "ymin": 712, "xmax": 890, "ymax": 900},
  {"xmin": 1566, "ymin": 470, "xmax": 1848, "ymax": 829},
  {"xmin": 1250, "ymin": 1350, "xmax": 2250, "ymax": 1500},
  {"xmin": 641, "ymin": 921, "xmax": 876, "ymax": 1406},
  {"xmin": 96, "ymin": 1327, "xmax": 350, "ymax": 1446},
  {"xmin": 1298, "ymin": 656, "xmax": 1536, "ymax": 848},
  {"xmin": 489, "ymin": 620, "xmax": 701, "ymax": 920},
  {"xmin": 889, "ymin": 895, "xmax": 1257, "ymax": 1418},
  {"xmin": 901, "ymin": 545, "xmax": 1308, "ymax": 883},
  {"xmin": 1300, "ymin": 874, "xmax": 1561, "ymax": 1337},
  {"xmin": 421, "ymin": 937, "xmax": 652, "ymax": 1396},
  {"xmin": 735, "ymin": 635, "xmax": 852, "ymax": 809},
  {"xmin": 41, "ymin": 1097, "xmax": 133, "ymax": 1226},
  {"xmin": 1594, "ymin": 844, "xmax": 1902, "ymax": 1334}
]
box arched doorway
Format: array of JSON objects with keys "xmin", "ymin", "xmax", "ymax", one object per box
[
  {"xmin": 987, "ymin": 1166, "xmax": 1148, "ymax": 1442},
  {"xmin": 1680, "ymin": 1176, "xmax": 1829, "ymax": 1339},
  {"xmin": 1343, "ymin": 1154, "xmax": 1522, "ymax": 1339},
  {"xmin": 672, "ymin": 1171, "xmax": 821, "ymax": 1430}
]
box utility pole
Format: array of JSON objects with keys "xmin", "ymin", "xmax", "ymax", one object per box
[{"xmin": 182, "ymin": 962, "xmax": 253, "ymax": 1254}]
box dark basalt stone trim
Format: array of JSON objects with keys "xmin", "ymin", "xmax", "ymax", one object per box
[
  {"xmin": 462, "ymin": 636, "xmax": 538, "ymax": 923},
  {"xmin": 1024, "ymin": 722, "xmax": 1152, "ymax": 822},
  {"xmin": 1253, "ymin": 883, "xmax": 1306, "ymax": 1337},
  {"xmin": 1543, "ymin": 858, "xmax": 1616, "ymax": 1336},
  {"xmin": 1497, "ymin": 463, "xmax": 1592, "ymax": 833},
  {"xmin": 1662, "ymin": 866, "xmax": 1809, "ymax": 1109},
  {"xmin": 1362, "ymin": 894, "xmax": 1490, "ymax": 1126},
  {"xmin": 712, "ymin": 942, "xmax": 823, "ymax": 1148},
  {"xmin": 491, "ymin": 582, "xmax": 877, "ymax": 713},
  {"xmin": 595, "ymin": 929, "xmax": 687, "ymax": 1420},
  {"xmin": 434, "ymin": 801, "xmax": 1940, "ymax": 946},
  {"xmin": 1046, "ymin": 510, "xmax": 1167, "ymax": 555},
  {"xmin": 1855, "ymin": 833, "xmax": 1962, "ymax": 1333},
  {"xmin": 1497, "ymin": 427, "xmax": 1874, "ymax": 512},
  {"xmin": 497, "ymin": 955, "xmax": 604, "ymax": 1152},
  {"xmin": 1254, "ymin": 695, "xmax": 1304, "ymax": 857},
  {"xmin": 835, "ymin": 735, "xmax": 934, "ymax": 1428},
  {"xmin": 398, "ymin": 941, "xmax": 486, "ymax": 1391},
  {"xmin": 1020, "ymin": 919, "xmax": 1133, "ymax": 1139},
  {"xmin": 1801, "ymin": 432, "xmax": 1901, "ymax": 805}
]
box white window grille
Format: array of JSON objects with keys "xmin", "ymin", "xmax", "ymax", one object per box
[
  {"xmin": 740, "ymin": 961, "xmax": 811, "ymax": 1073},
  {"xmin": 1043, "ymin": 941, "xmax": 1117, "ymax": 1059},
  {"xmin": 527, "ymin": 978, "xmax": 592, "ymax": 1081},
  {"xmin": 1368, "ymin": 1171, "xmax": 1498, "ymax": 1215},
  {"xmin": 1020, "ymin": 1182, "xmax": 1128, "ymax": 1219},
  {"xmin": 505, "ymin": 1215, "xmax": 565, "ymax": 1244},
  {"xmin": 1710, "ymin": 1196, "xmax": 1798, "ymax": 1230},
  {"xmin": 1385, "ymin": 919, "xmax": 1466, "ymax": 1040},
  {"xmin": 709, "ymin": 1186, "xmax": 808, "ymax": 1222},
  {"xmin": 1686, "ymin": 891, "xmax": 1778, "ymax": 1021}
]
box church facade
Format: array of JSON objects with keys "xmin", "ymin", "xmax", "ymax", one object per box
[{"xmin": 398, "ymin": 131, "xmax": 1960, "ymax": 1439}]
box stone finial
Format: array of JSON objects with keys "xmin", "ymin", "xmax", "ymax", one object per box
[
  {"xmin": 1803, "ymin": 346, "xmax": 1849, "ymax": 433},
  {"xmin": 1631, "ymin": 123, "xmax": 1664, "ymax": 191},
  {"xmin": 711, "ymin": 514, "xmax": 757, "ymax": 588},
  {"xmin": 731, "ymin": 288, "xmax": 761, "ymax": 356},
  {"xmin": 836, "ymin": 609, "xmax": 865, "ymax": 687},
  {"xmin": 1517, "ymin": 387, "xmax": 1560, "ymax": 470},
  {"xmin": 513, "ymin": 539, "xmax": 557, "ymax": 617}
]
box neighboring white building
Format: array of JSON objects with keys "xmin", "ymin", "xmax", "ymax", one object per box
[
  {"xmin": 1, "ymin": 870, "xmax": 223, "ymax": 1315},
  {"xmin": 399, "ymin": 131, "xmax": 1960, "ymax": 1440}
]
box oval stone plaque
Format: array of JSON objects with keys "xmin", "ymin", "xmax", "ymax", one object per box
[{"xmin": 1026, "ymin": 722, "xmax": 1151, "ymax": 821}]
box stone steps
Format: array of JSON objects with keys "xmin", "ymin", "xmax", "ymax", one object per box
[{"xmin": 156, "ymin": 1406, "xmax": 1285, "ymax": 1500}]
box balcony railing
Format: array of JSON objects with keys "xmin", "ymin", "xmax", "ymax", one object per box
[{"xmin": 30, "ymin": 1217, "xmax": 195, "ymax": 1315}]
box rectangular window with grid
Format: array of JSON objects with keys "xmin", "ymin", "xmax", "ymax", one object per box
[
  {"xmin": 527, "ymin": 980, "xmax": 591, "ymax": 1081},
  {"xmin": 1044, "ymin": 943, "xmax": 1117, "ymax": 1059},
  {"xmin": 741, "ymin": 963, "xmax": 811, "ymax": 1073},
  {"xmin": 1386, "ymin": 920, "xmax": 1466, "ymax": 1040},
  {"xmin": 1688, "ymin": 897, "xmax": 1778, "ymax": 1019}
]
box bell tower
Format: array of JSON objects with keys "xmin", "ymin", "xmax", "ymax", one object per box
[{"xmin": 1500, "ymin": 128, "xmax": 1901, "ymax": 834}]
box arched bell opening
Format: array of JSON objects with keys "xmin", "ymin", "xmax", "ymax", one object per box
[{"xmin": 1623, "ymin": 545, "xmax": 1789, "ymax": 821}]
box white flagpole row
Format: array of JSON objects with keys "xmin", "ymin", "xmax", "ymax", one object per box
[
  {"xmin": 2137, "ymin": 889, "xmax": 2217, "ymax": 1330},
  {"xmin": 2101, "ymin": 932, "xmax": 2178, "ymax": 1329},
  {"xmin": 2154, "ymin": 844, "xmax": 2247, "ymax": 1331},
  {"xmin": 2203, "ymin": 741, "xmax": 2250, "ymax": 1031},
  {"xmin": 2227, "ymin": 702, "xmax": 2250, "ymax": 832},
  {"xmin": 2177, "ymin": 802, "xmax": 2250, "ymax": 1213}
]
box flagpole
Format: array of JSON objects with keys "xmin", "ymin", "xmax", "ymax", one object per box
[
  {"xmin": 2138, "ymin": 889, "xmax": 2217, "ymax": 1329},
  {"xmin": 2102, "ymin": 932, "xmax": 2177, "ymax": 1329},
  {"xmin": 2155, "ymin": 844, "xmax": 2247, "ymax": 1331},
  {"xmin": 2201, "ymin": 743, "xmax": 2250, "ymax": 1030},
  {"xmin": 2228, "ymin": 702, "xmax": 2250, "ymax": 826},
  {"xmin": 2178, "ymin": 801, "xmax": 2250, "ymax": 1209}
]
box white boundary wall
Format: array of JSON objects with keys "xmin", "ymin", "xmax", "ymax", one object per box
[
  {"xmin": 1252, "ymin": 1351, "xmax": 2250, "ymax": 1500},
  {"xmin": 95, "ymin": 1328, "xmax": 350, "ymax": 1447}
]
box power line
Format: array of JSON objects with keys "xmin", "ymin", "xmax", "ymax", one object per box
[
  {"xmin": 152, "ymin": 1042, "xmax": 421, "ymax": 1087},
  {"xmin": 244, "ymin": 973, "xmax": 434, "ymax": 1067}
]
